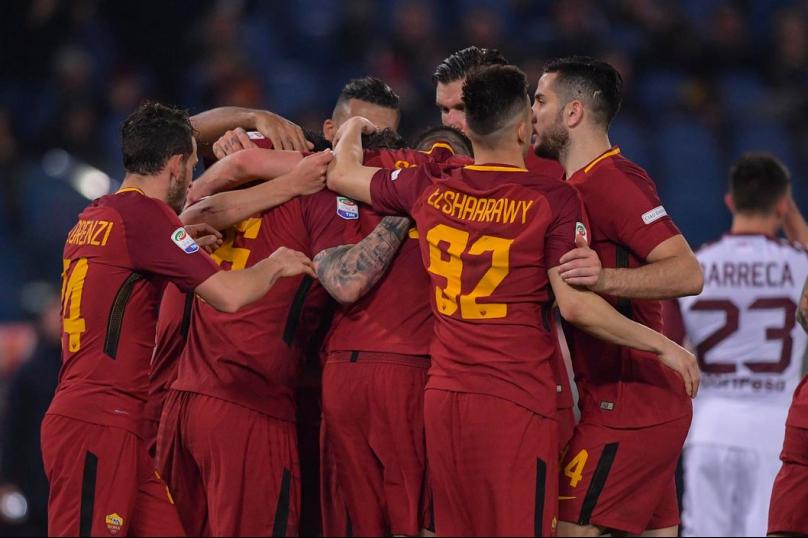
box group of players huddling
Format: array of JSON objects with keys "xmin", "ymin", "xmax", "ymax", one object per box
[{"xmin": 42, "ymin": 46, "xmax": 808, "ymax": 537}]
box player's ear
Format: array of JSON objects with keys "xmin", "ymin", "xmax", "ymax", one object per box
[
  {"xmin": 775, "ymin": 194, "xmax": 790, "ymax": 219},
  {"xmin": 323, "ymin": 119, "xmax": 335, "ymax": 143},
  {"xmin": 517, "ymin": 119, "xmax": 530, "ymax": 146},
  {"xmin": 165, "ymin": 154, "xmax": 183, "ymax": 179},
  {"xmin": 566, "ymin": 101, "xmax": 584, "ymax": 129},
  {"xmin": 724, "ymin": 193, "xmax": 735, "ymax": 214}
]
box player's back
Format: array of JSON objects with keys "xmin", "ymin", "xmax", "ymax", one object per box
[
  {"xmin": 376, "ymin": 162, "xmax": 583, "ymax": 418},
  {"xmin": 52, "ymin": 189, "xmax": 217, "ymax": 436},
  {"xmin": 680, "ymin": 234, "xmax": 808, "ymax": 447}
]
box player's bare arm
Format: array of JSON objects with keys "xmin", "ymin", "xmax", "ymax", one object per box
[
  {"xmin": 313, "ymin": 216, "xmax": 411, "ymax": 304},
  {"xmin": 181, "ymin": 151, "xmax": 333, "ymax": 230},
  {"xmin": 186, "ymin": 147, "xmax": 305, "ymax": 205},
  {"xmin": 559, "ymin": 234, "xmax": 703, "ymax": 299},
  {"xmin": 327, "ymin": 116, "xmax": 381, "ymax": 204},
  {"xmin": 191, "ymin": 106, "xmax": 312, "ymax": 157},
  {"xmin": 784, "ymin": 195, "xmax": 808, "ymax": 246},
  {"xmin": 549, "ymin": 268, "xmax": 700, "ymax": 397},
  {"xmin": 195, "ymin": 246, "xmax": 316, "ymax": 313}
]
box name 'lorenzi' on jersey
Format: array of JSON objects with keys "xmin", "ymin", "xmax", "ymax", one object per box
[{"xmin": 701, "ymin": 260, "xmax": 795, "ymax": 288}]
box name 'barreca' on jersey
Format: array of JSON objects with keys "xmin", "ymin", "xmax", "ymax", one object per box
[{"xmin": 680, "ymin": 234, "xmax": 808, "ymax": 402}]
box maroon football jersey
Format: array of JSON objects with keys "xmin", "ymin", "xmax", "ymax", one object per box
[
  {"xmin": 564, "ymin": 147, "xmax": 691, "ymax": 428},
  {"xmin": 371, "ymin": 162, "xmax": 585, "ymax": 418},
  {"xmin": 145, "ymin": 283, "xmax": 191, "ymax": 426},
  {"xmin": 48, "ymin": 189, "xmax": 219, "ymax": 436},
  {"xmin": 170, "ymin": 191, "xmax": 351, "ymax": 421},
  {"xmin": 323, "ymin": 148, "xmax": 442, "ymax": 357},
  {"xmin": 525, "ymin": 151, "xmax": 565, "ymax": 181},
  {"xmin": 787, "ymin": 376, "xmax": 808, "ymax": 428}
]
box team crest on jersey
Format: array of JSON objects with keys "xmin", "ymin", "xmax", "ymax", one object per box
[
  {"xmin": 171, "ymin": 227, "xmax": 200, "ymax": 254},
  {"xmin": 575, "ymin": 221, "xmax": 588, "ymax": 241},
  {"xmin": 336, "ymin": 197, "xmax": 359, "ymax": 220},
  {"xmin": 105, "ymin": 513, "xmax": 124, "ymax": 535}
]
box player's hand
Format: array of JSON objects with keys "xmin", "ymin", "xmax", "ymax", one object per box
[
  {"xmin": 213, "ymin": 128, "xmax": 258, "ymax": 160},
  {"xmin": 254, "ymin": 111, "xmax": 313, "ymax": 152},
  {"xmin": 288, "ymin": 150, "xmax": 333, "ymax": 196},
  {"xmin": 558, "ymin": 233, "xmax": 604, "ymax": 290},
  {"xmin": 269, "ymin": 247, "xmax": 317, "ymax": 279},
  {"xmin": 333, "ymin": 116, "xmax": 378, "ymax": 146},
  {"xmin": 184, "ymin": 223, "xmax": 223, "ymax": 254},
  {"xmin": 657, "ymin": 341, "xmax": 700, "ymax": 398}
]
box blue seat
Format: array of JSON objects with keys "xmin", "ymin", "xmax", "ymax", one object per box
[
  {"xmin": 719, "ymin": 72, "xmax": 766, "ymax": 119},
  {"xmin": 653, "ymin": 115, "xmax": 729, "ymax": 248},
  {"xmin": 634, "ymin": 70, "xmax": 687, "ymax": 114},
  {"xmin": 610, "ymin": 115, "xmax": 651, "ymax": 170}
]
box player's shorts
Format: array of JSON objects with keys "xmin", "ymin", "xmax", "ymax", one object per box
[
  {"xmin": 558, "ymin": 417, "xmax": 690, "ymax": 535},
  {"xmin": 41, "ymin": 414, "xmax": 184, "ymax": 537},
  {"xmin": 683, "ymin": 444, "xmax": 781, "ymax": 537},
  {"xmin": 424, "ymin": 389, "xmax": 559, "ymax": 537},
  {"xmin": 321, "ymin": 351, "xmax": 430, "ymax": 536},
  {"xmin": 157, "ymin": 391, "xmax": 300, "ymax": 537},
  {"xmin": 768, "ymin": 425, "xmax": 808, "ymax": 536}
]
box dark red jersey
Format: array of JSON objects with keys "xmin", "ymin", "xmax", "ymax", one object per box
[
  {"xmin": 370, "ymin": 162, "xmax": 585, "ymax": 418},
  {"xmin": 525, "ymin": 151, "xmax": 565, "ymax": 181},
  {"xmin": 146, "ymin": 284, "xmax": 191, "ymax": 426},
  {"xmin": 787, "ymin": 376, "xmax": 808, "ymax": 429},
  {"xmin": 48, "ymin": 188, "xmax": 219, "ymax": 436},
  {"xmin": 564, "ymin": 147, "xmax": 690, "ymax": 428},
  {"xmin": 170, "ymin": 191, "xmax": 351, "ymax": 421}
]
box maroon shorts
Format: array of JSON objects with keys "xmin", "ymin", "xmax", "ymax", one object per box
[
  {"xmin": 157, "ymin": 391, "xmax": 300, "ymax": 537},
  {"xmin": 768, "ymin": 425, "xmax": 808, "ymax": 536},
  {"xmin": 558, "ymin": 417, "xmax": 690, "ymax": 535},
  {"xmin": 424, "ymin": 389, "xmax": 559, "ymax": 537},
  {"xmin": 321, "ymin": 352, "xmax": 429, "ymax": 536},
  {"xmin": 41, "ymin": 414, "xmax": 184, "ymax": 537}
]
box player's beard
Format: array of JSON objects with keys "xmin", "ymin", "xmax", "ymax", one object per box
[
  {"xmin": 534, "ymin": 115, "xmax": 569, "ymax": 160},
  {"xmin": 166, "ymin": 173, "xmax": 188, "ymax": 215}
]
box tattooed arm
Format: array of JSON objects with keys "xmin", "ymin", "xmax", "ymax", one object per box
[{"xmin": 314, "ymin": 216, "xmax": 411, "ymax": 304}]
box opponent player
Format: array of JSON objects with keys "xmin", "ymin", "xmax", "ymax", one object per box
[
  {"xmin": 678, "ymin": 154, "xmax": 808, "ymax": 536},
  {"xmin": 41, "ymin": 102, "xmax": 316, "ymax": 537},
  {"xmin": 770, "ymin": 269, "xmax": 808, "ymax": 537},
  {"xmin": 533, "ymin": 57, "xmax": 704, "ymax": 537},
  {"xmin": 434, "ymin": 46, "xmax": 574, "ymax": 451},
  {"xmin": 327, "ymin": 65, "xmax": 699, "ymax": 537}
]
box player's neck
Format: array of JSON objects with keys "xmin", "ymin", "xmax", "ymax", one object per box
[
  {"xmin": 731, "ymin": 214, "xmax": 781, "ymax": 238},
  {"xmin": 472, "ymin": 145, "xmax": 526, "ymax": 169},
  {"xmin": 562, "ymin": 130, "xmax": 612, "ymax": 177},
  {"xmin": 120, "ymin": 173, "xmax": 169, "ymax": 203}
]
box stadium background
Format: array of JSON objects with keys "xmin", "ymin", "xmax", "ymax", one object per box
[{"xmin": 0, "ymin": 0, "xmax": 807, "ymax": 534}]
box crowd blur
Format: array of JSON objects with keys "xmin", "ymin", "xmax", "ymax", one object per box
[{"xmin": 0, "ymin": 0, "xmax": 807, "ymax": 530}]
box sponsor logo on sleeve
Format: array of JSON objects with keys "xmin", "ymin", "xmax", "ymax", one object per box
[
  {"xmin": 171, "ymin": 227, "xmax": 200, "ymax": 254},
  {"xmin": 391, "ymin": 169, "xmax": 402, "ymax": 181},
  {"xmin": 336, "ymin": 197, "xmax": 359, "ymax": 220},
  {"xmin": 105, "ymin": 513, "xmax": 124, "ymax": 535},
  {"xmin": 641, "ymin": 205, "xmax": 668, "ymax": 225},
  {"xmin": 575, "ymin": 221, "xmax": 588, "ymax": 241}
]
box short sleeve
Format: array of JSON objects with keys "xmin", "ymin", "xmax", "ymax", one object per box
[
  {"xmin": 591, "ymin": 171, "xmax": 680, "ymax": 260},
  {"xmin": 124, "ymin": 199, "xmax": 219, "ymax": 292},
  {"xmin": 301, "ymin": 191, "xmax": 359, "ymax": 255},
  {"xmin": 545, "ymin": 187, "xmax": 588, "ymax": 268},
  {"xmin": 369, "ymin": 164, "xmax": 436, "ymax": 217}
]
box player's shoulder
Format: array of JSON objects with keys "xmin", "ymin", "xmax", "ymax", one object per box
[{"xmin": 100, "ymin": 190, "xmax": 175, "ymax": 223}]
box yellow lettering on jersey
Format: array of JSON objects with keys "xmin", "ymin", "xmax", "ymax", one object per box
[
  {"xmin": 428, "ymin": 188, "xmax": 536, "ymax": 225},
  {"xmin": 67, "ymin": 219, "xmax": 114, "ymax": 247}
]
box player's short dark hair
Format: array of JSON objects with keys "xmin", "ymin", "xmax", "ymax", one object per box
[
  {"xmin": 334, "ymin": 76, "xmax": 400, "ymax": 113},
  {"xmin": 414, "ymin": 125, "xmax": 473, "ymax": 157},
  {"xmin": 433, "ymin": 46, "xmax": 509, "ymax": 84},
  {"xmin": 363, "ymin": 128, "xmax": 408, "ymax": 150},
  {"xmin": 729, "ymin": 153, "xmax": 790, "ymax": 214},
  {"xmin": 543, "ymin": 56, "xmax": 623, "ymax": 127},
  {"xmin": 122, "ymin": 101, "xmax": 194, "ymax": 175},
  {"xmin": 463, "ymin": 65, "xmax": 529, "ymax": 137},
  {"xmin": 303, "ymin": 128, "xmax": 332, "ymax": 151}
]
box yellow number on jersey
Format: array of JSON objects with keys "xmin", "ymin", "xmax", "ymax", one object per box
[
  {"xmin": 564, "ymin": 449, "xmax": 589, "ymax": 488},
  {"xmin": 426, "ymin": 224, "xmax": 512, "ymax": 319},
  {"xmin": 211, "ymin": 217, "xmax": 262, "ymax": 271},
  {"xmin": 61, "ymin": 258, "xmax": 89, "ymax": 352}
]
